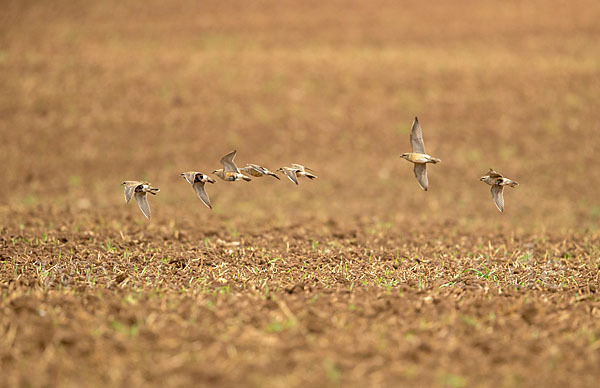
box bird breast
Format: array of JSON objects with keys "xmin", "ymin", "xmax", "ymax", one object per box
[
  {"xmin": 224, "ymin": 172, "xmax": 238, "ymax": 181},
  {"xmin": 407, "ymin": 153, "xmax": 431, "ymax": 163}
]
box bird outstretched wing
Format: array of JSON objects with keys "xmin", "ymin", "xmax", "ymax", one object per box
[
  {"xmin": 193, "ymin": 181, "xmax": 212, "ymax": 209},
  {"xmin": 221, "ymin": 150, "xmax": 239, "ymax": 173},
  {"xmin": 135, "ymin": 192, "xmax": 151, "ymax": 219},
  {"xmin": 282, "ymin": 169, "xmax": 299, "ymax": 185},
  {"xmin": 413, "ymin": 163, "xmax": 428, "ymax": 191},
  {"xmin": 410, "ymin": 117, "xmax": 426, "ymax": 154},
  {"xmin": 491, "ymin": 184, "xmax": 505, "ymax": 212},
  {"xmin": 123, "ymin": 184, "xmax": 136, "ymax": 203}
]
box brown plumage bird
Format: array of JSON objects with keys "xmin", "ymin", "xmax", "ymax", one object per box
[
  {"xmin": 240, "ymin": 164, "xmax": 281, "ymax": 180},
  {"xmin": 180, "ymin": 172, "xmax": 216, "ymax": 209},
  {"xmin": 212, "ymin": 150, "xmax": 252, "ymax": 182},
  {"xmin": 400, "ymin": 117, "xmax": 441, "ymax": 191},
  {"xmin": 121, "ymin": 181, "xmax": 160, "ymax": 219},
  {"xmin": 479, "ymin": 168, "xmax": 519, "ymax": 213},
  {"xmin": 277, "ymin": 164, "xmax": 317, "ymax": 185}
]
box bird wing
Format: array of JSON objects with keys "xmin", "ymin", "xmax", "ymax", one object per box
[
  {"xmin": 247, "ymin": 164, "xmax": 267, "ymax": 174},
  {"xmin": 413, "ymin": 163, "xmax": 428, "ymax": 191},
  {"xmin": 282, "ymin": 169, "xmax": 299, "ymax": 185},
  {"xmin": 181, "ymin": 172, "xmax": 195, "ymax": 185},
  {"xmin": 488, "ymin": 168, "xmax": 503, "ymax": 178},
  {"xmin": 410, "ymin": 117, "xmax": 426, "ymax": 154},
  {"xmin": 123, "ymin": 184, "xmax": 136, "ymax": 203},
  {"xmin": 192, "ymin": 181, "xmax": 212, "ymax": 209},
  {"xmin": 491, "ymin": 184, "xmax": 505, "ymax": 213},
  {"xmin": 240, "ymin": 167, "xmax": 261, "ymax": 177},
  {"xmin": 135, "ymin": 192, "xmax": 151, "ymax": 219},
  {"xmin": 290, "ymin": 163, "xmax": 315, "ymax": 173},
  {"xmin": 220, "ymin": 150, "xmax": 239, "ymax": 173}
]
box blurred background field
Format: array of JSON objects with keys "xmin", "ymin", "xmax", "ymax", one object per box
[
  {"xmin": 1, "ymin": 1, "xmax": 600, "ymax": 387},
  {"xmin": 1, "ymin": 0, "xmax": 599, "ymax": 231}
]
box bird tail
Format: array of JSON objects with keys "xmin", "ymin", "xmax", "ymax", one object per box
[
  {"xmin": 305, "ymin": 173, "xmax": 318, "ymax": 180},
  {"xmin": 208, "ymin": 177, "xmax": 217, "ymax": 184},
  {"xmin": 430, "ymin": 157, "xmax": 441, "ymax": 164},
  {"xmin": 242, "ymin": 175, "xmax": 252, "ymax": 182},
  {"xmin": 507, "ymin": 180, "xmax": 519, "ymax": 187},
  {"xmin": 147, "ymin": 187, "xmax": 160, "ymax": 195}
]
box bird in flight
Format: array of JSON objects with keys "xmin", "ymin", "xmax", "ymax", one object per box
[
  {"xmin": 239, "ymin": 164, "xmax": 281, "ymax": 180},
  {"xmin": 400, "ymin": 117, "xmax": 441, "ymax": 191},
  {"xmin": 180, "ymin": 171, "xmax": 216, "ymax": 209},
  {"xmin": 212, "ymin": 150, "xmax": 252, "ymax": 182},
  {"xmin": 278, "ymin": 164, "xmax": 317, "ymax": 185},
  {"xmin": 121, "ymin": 181, "xmax": 160, "ymax": 219},
  {"xmin": 480, "ymin": 168, "xmax": 519, "ymax": 213}
]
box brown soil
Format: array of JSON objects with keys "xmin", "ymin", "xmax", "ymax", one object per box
[{"xmin": 1, "ymin": 1, "xmax": 600, "ymax": 387}]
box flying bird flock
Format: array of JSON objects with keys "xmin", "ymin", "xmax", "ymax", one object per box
[
  {"xmin": 123, "ymin": 150, "xmax": 318, "ymax": 219},
  {"xmin": 123, "ymin": 117, "xmax": 518, "ymax": 219}
]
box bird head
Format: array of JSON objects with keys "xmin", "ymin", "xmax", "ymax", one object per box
[
  {"xmin": 479, "ymin": 176, "xmax": 486, "ymax": 181},
  {"xmin": 400, "ymin": 153, "xmax": 408, "ymax": 159}
]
